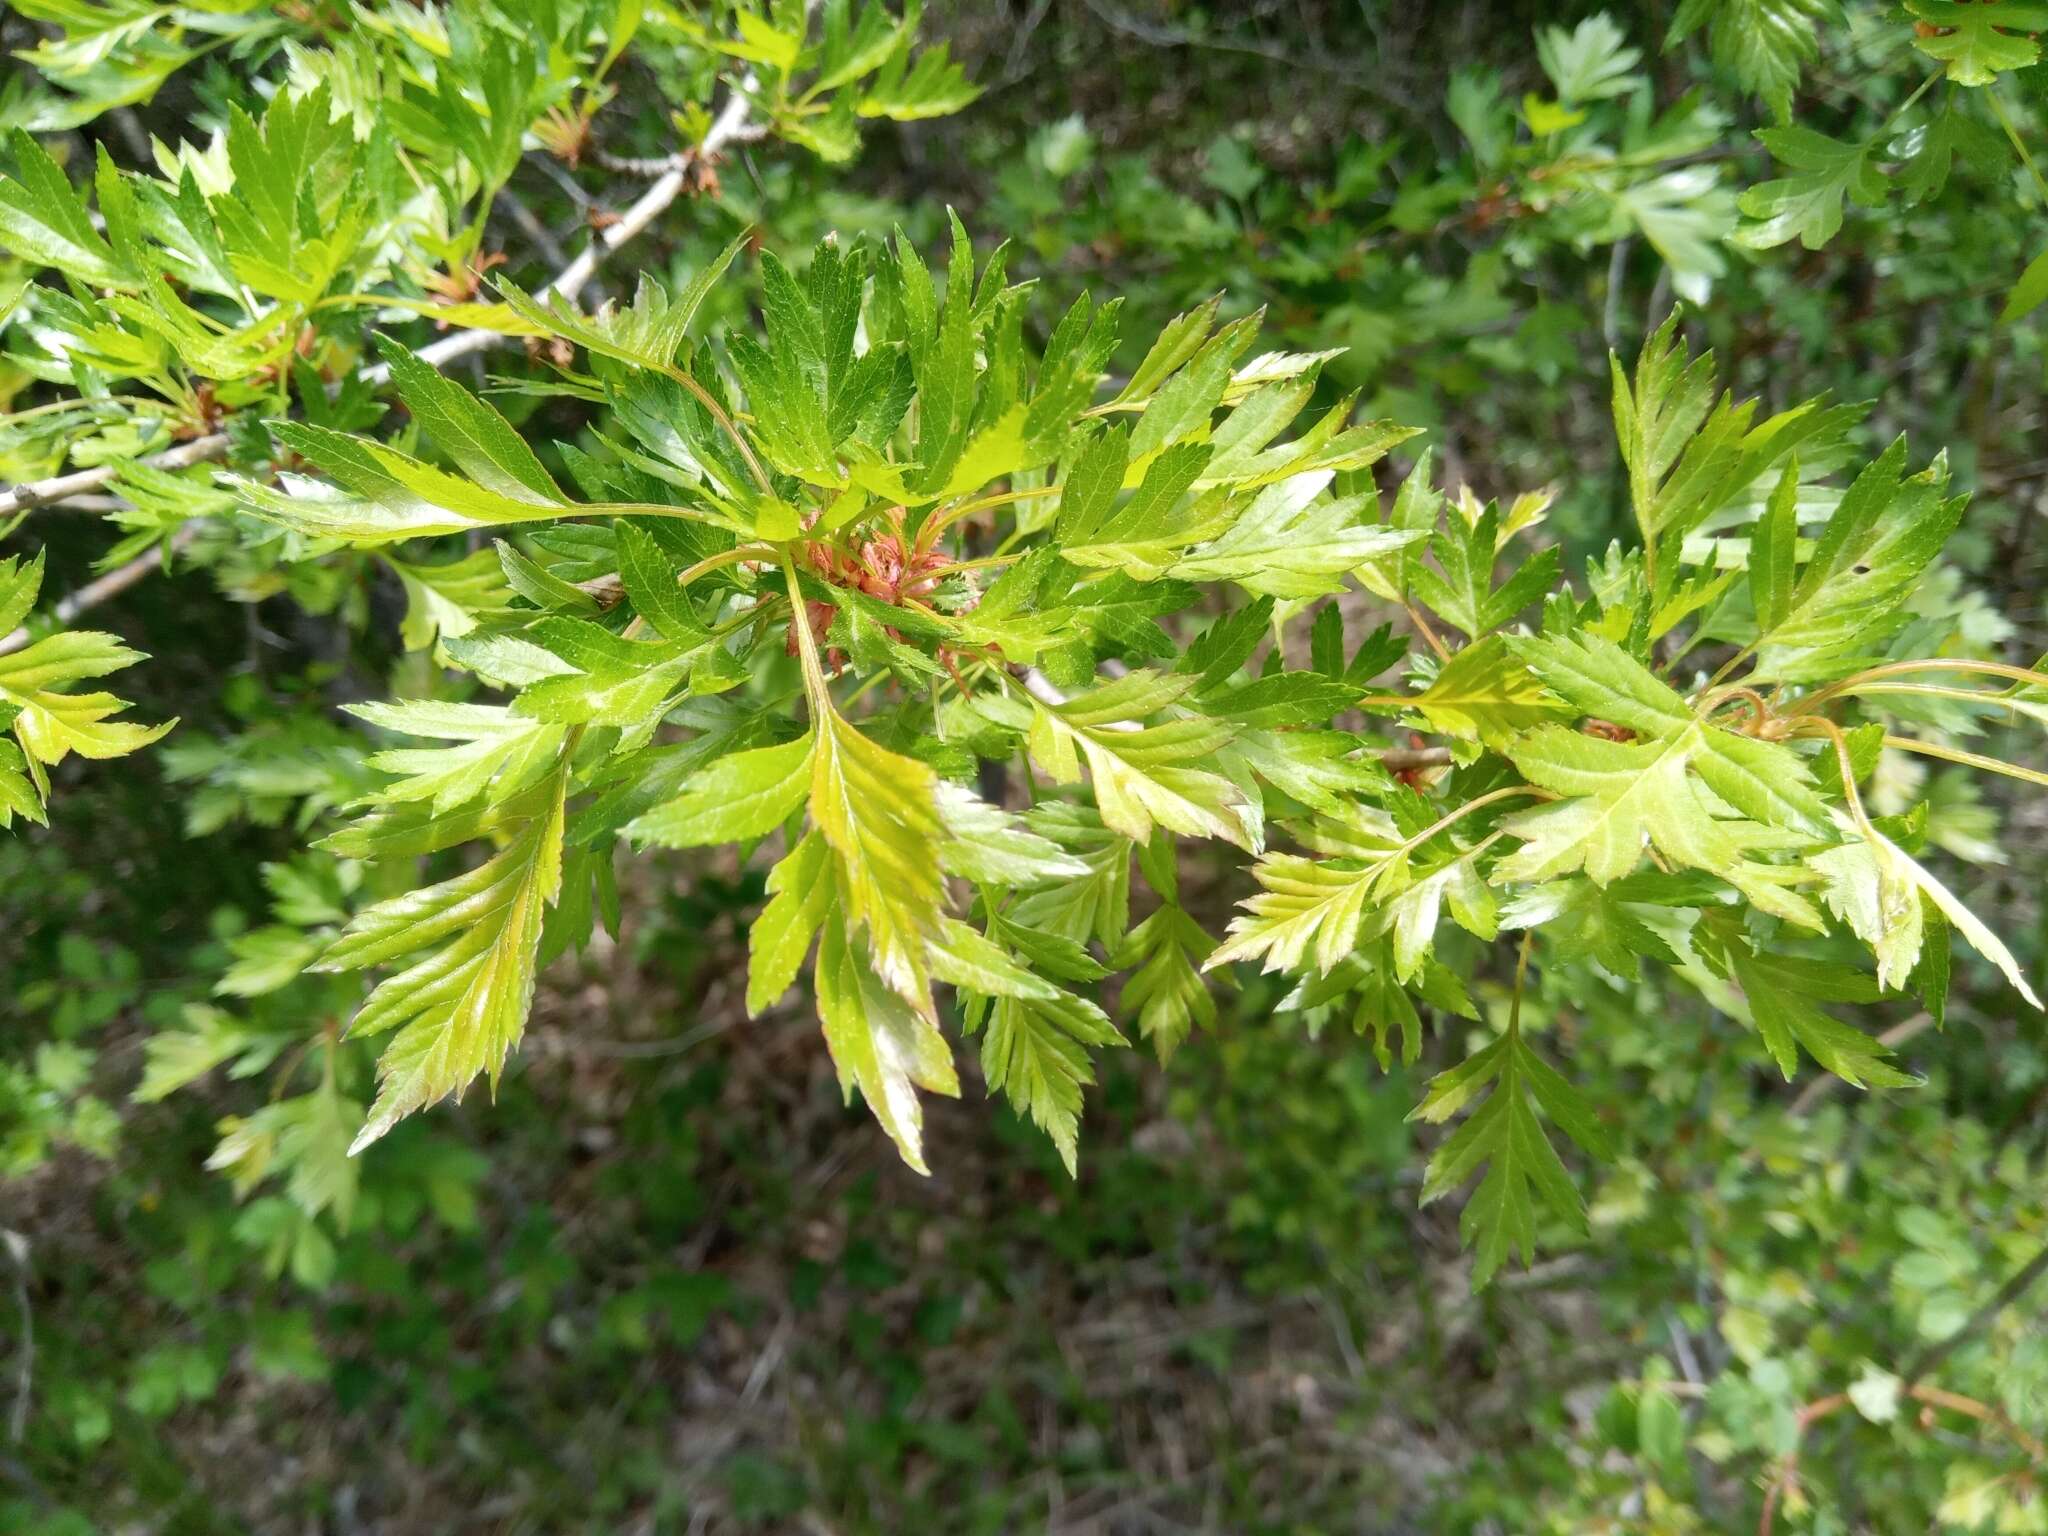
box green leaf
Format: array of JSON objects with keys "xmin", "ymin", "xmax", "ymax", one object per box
[
  {"xmin": 615, "ymin": 524, "xmax": 710, "ymax": 644},
  {"xmin": 1611, "ymin": 314, "xmax": 1855, "ymax": 567},
  {"xmin": 1897, "ymin": 106, "xmax": 2007, "ymax": 202},
  {"xmin": 386, "ymin": 549, "xmax": 513, "ymax": 651},
  {"xmin": 1203, "ymin": 415, "xmax": 1420, "ymax": 493},
  {"xmin": 217, "ymin": 925, "xmax": 321, "ymax": 999},
  {"xmin": 498, "ymin": 233, "xmax": 749, "ymax": 374},
  {"xmin": 1668, "ymin": 0, "xmax": 1829, "ymax": 121},
  {"xmin": 233, "ymin": 423, "xmax": 572, "ymax": 545},
  {"xmin": 1498, "ymin": 723, "xmax": 1824, "ymax": 926},
  {"xmin": 209, "ymin": 1078, "xmax": 362, "ymax": 1228},
  {"xmin": 1388, "ymin": 847, "xmax": 1499, "ymax": 983},
  {"xmin": 1537, "ymin": 14, "xmax": 1640, "ymax": 103},
  {"xmin": 1172, "ymin": 471, "xmax": 1424, "ymax": 599},
  {"xmin": 0, "ymin": 129, "xmax": 127, "ymax": 287},
  {"xmin": 1114, "ymin": 294, "xmax": 1222, "ymax": 407},
  {"xmin": 1227, "ymin": 729, "xmax": 1394, "ymax": 814},
  {"xmin": 0, "ymin": 552, "xmax": 44, "ymax": 640},
  {"xmin": 1206, "ymin": 807, "xmax": 1435, "ymax": 976},
  {"xmin": 1128, "ymin": 310, "xmax": 1258, "ymax": 458},
  {"xmin": 1058, "ymin": 437, "xmax": 1218, "ymax": 578},
  {"xmin": 497, "ymin": 544, "xmax": 599, "ymax": 616},
  {"xmin": 509, "ymin": 620, "xmax": 695, "ymax": 730},
  {"xmin": 1411, "ymin": 500, "xmax": 1559, "ymax": 637},
  {"xmin": 323, "ymin": 775, "xmax": 568, "ymax": 1151},
  {"xmin": 2002, "ymin": 245, "xmax": 2048, "ymax": 324},
  {"xmin": 1199, "ymin": 672, "xmax": 1360, "ymax": 729},
  {"xmin": 814, "ymin": 907, "xmax": 959, "ymax": 1175},
  {"xmin": 1749, "ymin": 438, "xmax": 1965, "ymax": 683},
  {"xmin": 376, "ymin": 340, "xmax": 563, "ymax": 502},
  {"xmin": 1728, "ymin": 947, "xmax": 1919, "ymax": 1088},
  {"xmin": 625, "ymin": 733, "xmax": 814, "ymax": 848},
  {"xmin": 1206, "ymin": 854, "xmax": 1373, "ymax": 975},
  {"xmin": 1366, "ymin": 635, "xmax": 1567, "ymax": 749},
  {"xmin": 1906, "ymin": 0, "xmax": 2048, "ymax": 84},
  {"xmin": 930, "ymin": 915, "xmax": 1063, "ymax": 1003},
  {"xmin": 1019, "ymin": 672, "xmax": 1257, "ymax": 850},
  {"xmin": 1813, "ymin": 812, "xmax": 2041, "ymax": 1007},
  {"xmin": 1006, "ymin": 804, "xmax": 1132, "ymax": 947},
  {"xmin": 1738, "ymin": 126, "xmax": 1886, "ymax": 250},
  {"xmin": 747, "ymin": 829, "xmax": 834, "ymax": 1015},
  {"xmin": 0, "ymin": 627, "xmax": 173, "ymax": 773},
  {"xmin": 0, "ymin": 739, "xmax": 42, "ymax": 829},
  {"xmin": 1638, "ymin": 1386, "xmax": 1686, "ymax": 1470},
  {"xmin": 935, "ymin": 782, "xmax": 1091, "ymax": 887},
  {"xmin": 808, "ymin": 707, "xmax": 946, "ymax": 1011},
  {"xmin": 856, "ymin": 30, "xmax": 979, "ymax": 121},
  {"xmin": 1355, "ymin": 449, "xmax": 1442, "ymax": 604},
  {"xmin": 1748, "ymin": 459, "xmax": 1799, "ymax": 633},
  {"xmin": 1501, "ymin": 877, "xmax": 1679, "ymax": 980},
  {"xmin": 1412, "ymin": 1030, "xmax": 1599, "ymax": 1287},
  {"xmin": 346, "ymin": 700, "xmax": 565, "ymax": 814},
  {"xmin": 974, "ymin": 983, "xmax": 1124, "ymax": 1176},
  {"xmin": 1511, "ymin": 630, "xmax": 1829, "ymax": 836},
  {"xmin": 1113, "ymin": 858, "xmax": 1219, "ymax": 1063},
  {"xmin": 133, "ymin": 1006, "xmax": 254, "ymax": 1104}
]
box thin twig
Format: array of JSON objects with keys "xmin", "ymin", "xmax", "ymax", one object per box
[
  {"xmin": 0, "ymin": 432, "xmax": 227, "ymax": 520},
  {"xmin": 1603, "ymin": 238, "xmax": 1630, "ymax": 352},
  {"xmin": 493, "ymin": 185, "xmax": 569, "ymax": 271},
  {"xmin": 0, "ymin": 521, "xmax": 205, "ymax": 656},
  {"xmin": 1759, "ymin": 1377, "xmax": 2048, "ymax": 1536},
  {"xmin": 1079, "ymin": 0, "xmax": 1378, "ymax": 85},
  {"xmin": 1380, "ymin": 745, "xmax": 1454, "ymax": 772},
  {"xmin": 409, "ymin": 73, "xmax": 768, "ymax": 375},
  {"xmin": 4, "ymin": 1229, "xmax": 30, "ymax": 1444},
  {"xmin": 591, "ymin": 148, "xmax": 691, "ymax": 177}
]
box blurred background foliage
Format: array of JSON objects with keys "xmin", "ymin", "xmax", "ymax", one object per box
[{"xmin": 2, "ymin": 1, "xmax": 2046, "ymax": 1531}]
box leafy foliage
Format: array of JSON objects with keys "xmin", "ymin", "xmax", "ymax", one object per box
[
  {"xmin": 0, "ymin": 551, "xmax": 169, "ymax": 825},
  {"xmin": 4, "ymin": 2, "xmax": 2048, "ymax": 1531},
  {"xmin": 34, "ymin": 170, "xmax": 2040, "ymax": 1284},
  {"xmin": 4, "ymin": 2, "xmax": 2047, "ymax": 1282}
]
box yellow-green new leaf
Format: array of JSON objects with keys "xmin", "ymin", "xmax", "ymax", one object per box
[
  {"xmin": 1498, "ymin": 724, "xmax": 1825, "ymax": 929},
  {"xmin": 0, "ymin": 629, "xmax": 172, "ymax": 771},
  {"xmin": 325, "ymin": 777, "xmax": 568, "ymax": 1152},
  {"xmin": 1208, "ymin": 852, "xmax": 1383, "ymax": 976},
  {"xmin": 747, "ymin": 829, "xmax": 835, "ymax": 1015},
  {"xmin": 232, "ymin": 423, "xmax": 568, "ymax": 545},
  {"xmin": 1208, "ymin": 809, "xmax": 1412, "ymax": 975},
  {"xmin": 1367, "ymin": 635, "xmax": 1567, "ymax": 749},
  {"xmin": 495, "ymin": 235, "xmax": 749, "ymax": 375},
  {"xmin": 1813, "ymin": 811, "xmax": 2041, "ymax": 1007},
  {"xmin": 814, "ymin": 910, "xmax": 958, "ymax": 1175},
  {"xmin": 1509, "ymin": 630, "xmax": 1830, "ymax": 835},
  {"xmin": 935, "ymin": 782, "xmax": 1091, "ymax": 887},
  {"xmin": 347, "ymin": 700, "xmax": 566, "ymax": 814},
  {"xmin": 809, "ymin": 710, "xmax": 946, "ymax": 1011},
  {"xmin": 1024, "ymin": 673, "xmax": 1257, "ymax": 850},
  {"xmin": 626, "ymin": 733, "xmax": 814, "ymax": 848},
  {"xmin": 0, "ymin": 739, "xmax": 41, "ymax": 828}
]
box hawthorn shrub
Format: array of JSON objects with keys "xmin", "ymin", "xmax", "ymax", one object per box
[{"xmin": 2, "ymin": 2, "xmax": 2046, "ymax": 1531}]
